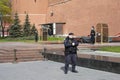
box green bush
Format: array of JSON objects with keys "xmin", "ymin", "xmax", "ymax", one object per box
[
  {"xmin": 0, "ymin": 36, "xmax": 65, "ymax": 42},
  {"xmin": 100, "ymin": 46, "xmax": 120, "ymax": 53},
  {"xmin": 5, "ymin": 36, "xmax": 35, "ymax": 41},
  {"xmin": 47, "ymin": 36, "xmax": 64, "ymax": 41}
]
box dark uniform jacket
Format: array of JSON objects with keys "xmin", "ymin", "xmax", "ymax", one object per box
[
  {"xmin": 90, "ymin": 30, "xmax": 95, "ymax": 37},
  {"xmin": 64, "ymin": 37, "xmax": 79, "ymax": 56}
]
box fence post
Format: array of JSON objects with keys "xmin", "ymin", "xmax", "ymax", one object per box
[
  {"xmin": 43, "ymin": 47, "xmax": 47, "ymax": 61},
  {"xmin": 13, "ymin": 49, "xmax": 17, "ymax": 63}
]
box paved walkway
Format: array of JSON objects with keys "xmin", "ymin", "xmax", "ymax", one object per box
[
  {"xmin": 0, "ymin": 42, "xmax": 120, "ymax": 50},
  {"xmin": 0, "ymin": 61, "xmax": 120, "ymax": 80},
  {"xmin": 0, "ymin": 42, "xmax": 64, "ymax": 49}
]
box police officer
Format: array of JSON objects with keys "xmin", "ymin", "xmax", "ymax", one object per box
[
  {"xmin": 64, "ymin": 33, "xmax": 79, "ymax": 74},
  {"xmin": 90, "ymin": 26, "xmax": 95, "ymax": 44}
]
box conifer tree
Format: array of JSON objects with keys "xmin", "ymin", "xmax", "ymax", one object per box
[
  {"xmin": 23, "ymin": 14, "xmax": 31, "ymax": 36},
  {"xmin": 30, "ymin": 24, "xmax": 37, "ymax": 36},
  {"xmin": 9, "ymin": 12, "xmax": 22, "ymax": 38}
]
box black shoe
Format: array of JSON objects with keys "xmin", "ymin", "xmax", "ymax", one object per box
[
  {"xmin": 72, "ymin": 70, "xmax": 78, "ymax": 73},
  {"xmin": 64, "ymin": 70, "xmax": 68, "ymax": 74}
]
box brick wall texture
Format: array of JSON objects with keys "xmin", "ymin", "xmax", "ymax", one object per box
[{"xmin": 12, "ymin": 0, "xmax": 120, "ymax": 36}]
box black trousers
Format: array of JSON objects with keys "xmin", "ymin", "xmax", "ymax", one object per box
[
  {"xmin": 65, "ymin": 54, "xmax": 77, "ymax": 72},
  {"xmin": 91, "ymin": 36, "xmax": 95, "ymax": 44}
]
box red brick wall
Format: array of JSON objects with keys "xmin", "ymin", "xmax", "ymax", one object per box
[
  {"xmin": 11, "ymin": 0, "xmax": 120, "ymax": 36},
  {"xmin": 46, "ymin": 0, "xmax": 120, "ymax": 36},
  {"xmin": 48, "ymin": 0, "xmax": 71, "ymax": 5},
  {"xmin": 112, "ymin": 37, "xmax": 120, "ymax": 42},
  {"xmin": 11, "ymin": 0, "xmax": 48, "ymax": 32}
]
